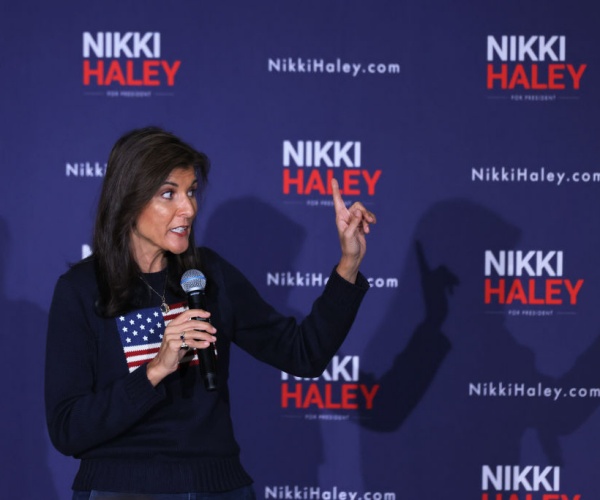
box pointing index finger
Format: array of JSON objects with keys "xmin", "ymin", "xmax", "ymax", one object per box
[{"xmin": 331, "ymin": 178, "xmax": 346, "ymax": 214}]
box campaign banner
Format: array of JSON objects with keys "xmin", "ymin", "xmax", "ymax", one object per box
[{"xmin": 2, "ymin": 1, "xmax": 600, "ymax": 499}]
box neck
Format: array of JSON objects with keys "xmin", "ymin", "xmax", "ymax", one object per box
[{"xmin": 137, "ymin": 253, "xmax": 167, "ymax": 274}]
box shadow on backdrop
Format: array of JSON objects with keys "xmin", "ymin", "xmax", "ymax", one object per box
[
  {"xmin": 0, "ymin": 217, "xmax": 59, "ymax": 499},
  {"xmin": 357, "ymin": 239, "xmax": 457, "ymax": 432},
  {"xmin": 357, "ymin": 199, "xmax": 600, "ymax": 496}
]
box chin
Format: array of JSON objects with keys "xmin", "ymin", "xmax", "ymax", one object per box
[{"xmin": 168, "ymin": 242, "xmax": 190, "ymax": 255}]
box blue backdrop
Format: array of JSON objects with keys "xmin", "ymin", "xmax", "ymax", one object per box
[{"xmin": 2, "ymin": 1, "xmax": 600, "ymax": 499}]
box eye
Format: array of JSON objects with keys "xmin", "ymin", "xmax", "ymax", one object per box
[
  {"xmin": 187, "ymin": 184, "xmax": 198, "ymax": 197},
  {"xmin": 161, "ymin": 190, "xmax": 174, "ymax": 200}
]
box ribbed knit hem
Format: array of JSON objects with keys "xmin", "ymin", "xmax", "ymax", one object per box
[{"xmin": 73, "ymin": 456, "xmax": 253, "ymax": 494}]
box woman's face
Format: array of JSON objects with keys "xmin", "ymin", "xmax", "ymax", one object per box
[{"xmin": 131, "ymin": 167, "xmax": 198, "ymax": 272}]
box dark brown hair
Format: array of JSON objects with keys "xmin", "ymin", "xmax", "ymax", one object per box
[{"xmin": 93, "ymin": 126, "xmax": 210, "ymax": 316}]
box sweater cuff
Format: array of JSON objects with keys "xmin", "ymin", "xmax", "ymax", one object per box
[
  {"xmin": 124, "ymin": 364, "xmax": 166, "ymax": 411},
  {"xmin": 324, "ymin": 266, "xmax": 370, "ymax": 308}
]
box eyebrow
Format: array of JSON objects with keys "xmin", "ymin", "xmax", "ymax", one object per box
[{"xmin": 162, "ymin": 178, "xmax": 199, "ymax": 187}]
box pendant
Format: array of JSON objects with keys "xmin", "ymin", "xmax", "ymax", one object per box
[{"xmin": 160, "ymin": 302, "xmax": 170, "ymax": 314}]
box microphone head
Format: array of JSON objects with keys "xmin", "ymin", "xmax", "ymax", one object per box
[{"xmin": 181, "ymin": 269, "xmax": 207, "ymax": 293}]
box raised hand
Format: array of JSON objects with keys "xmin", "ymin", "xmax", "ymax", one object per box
[{"xmin": 331, "ymin": 178, "xmax": 377, "ymax": 283}]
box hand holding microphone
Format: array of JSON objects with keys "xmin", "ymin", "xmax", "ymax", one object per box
[{"xmin": 181, "ymin": 269, "xmax": 218, "ymax": 391}]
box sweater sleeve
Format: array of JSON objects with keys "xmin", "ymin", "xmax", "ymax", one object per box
[
  {"xmin": 211, "ymin": 251, "xmax": 369, "ymax": 377},
  {"xmin": 44, "ymin": 274, "xmax": 166, "ymax": 457}
]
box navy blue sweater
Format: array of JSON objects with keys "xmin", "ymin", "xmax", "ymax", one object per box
[{"xmin": 45, "ymin": 247, "xmax": 369, "ymax": 494}]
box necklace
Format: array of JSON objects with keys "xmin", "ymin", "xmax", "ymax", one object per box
[{"xmin": 139, "ymin": 272, "xmax": 170, "ymax": 314}]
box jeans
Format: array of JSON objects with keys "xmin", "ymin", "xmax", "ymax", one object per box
[{"xmin": 72, "ymin": 485, "xmax": 256, "ymax": 500}]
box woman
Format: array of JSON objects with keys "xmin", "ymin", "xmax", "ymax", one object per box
[{"xmin": 45, "ymin": 127, "xmax": 376, "ymax": 499}]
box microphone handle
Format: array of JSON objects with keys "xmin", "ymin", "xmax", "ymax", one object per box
[{"xmin": 187, "ymin": 289, "xmax": 217, "ymax": 391}]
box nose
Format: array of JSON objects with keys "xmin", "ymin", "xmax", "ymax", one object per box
[{"xmin": 177, "ymin": 194, "xmax": 197, "ymax": 219}]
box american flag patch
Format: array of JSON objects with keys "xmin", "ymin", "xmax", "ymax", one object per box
[{"xmin": 116, "ymin": 302, "xmax": 199, "ymax": 372}]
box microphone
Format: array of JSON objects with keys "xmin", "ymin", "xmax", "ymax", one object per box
[{"xmin": 180, "ymin": 269, "xmax": 217, "ymax": 391}]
